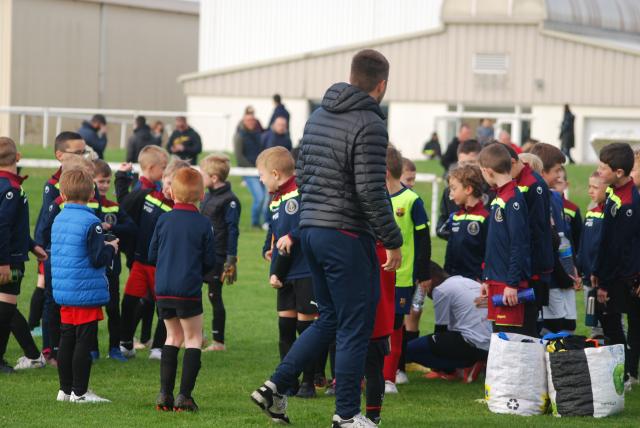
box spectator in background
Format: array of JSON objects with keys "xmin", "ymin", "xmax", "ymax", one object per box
[
  {"xmin": 498, "ymin": 130, "xmax": 522, "ymax": 154},
  {"xmin": 441, "ymin": 124, "xmax": 471, "ymax": 172},
  {"xmin": 126, "ymin": 116, "xmax": 157, "ymax": 163},
  {"xmin": 261, "ymin": 117, "xmax": 292, "ymax": 151},
  {"xmin": 233, "ymin": 113, "xmax": 267, "ymax": 228},
  {"xmin": 476, "ymin": 118, "xmax": 494, "ymax": 146},
  {"xmin": 151, "ymin": 121, "xmax": 165, "ymax": 147},
  {"xmin": 167, "ymin": 116, "xmax": 202, "ymax": 165},
  {"xmin": 559, "ymin": 104, "xmax": 575, "ymax": 164},
  {"xmin": 244, "ymin": 106, "xmax": 264, "ymax": 132},
  {"xmin": 268, "ymin": 94, "xmax": 290, "ymax": 130},
  {"xmin": 78, "ymin": 114, "xmax": 108, "ymax": 159},
  {"xmin": 423, "ymin": 132, "xmax": 441, "ymax": 160}
]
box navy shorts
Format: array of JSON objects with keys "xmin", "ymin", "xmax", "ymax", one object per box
[{"xmin": 395, "ymin": 286, "xmax": 415, "ymax": 315}]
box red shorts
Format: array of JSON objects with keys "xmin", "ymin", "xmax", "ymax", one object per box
[
  {"xmin": 372, "ymin": 243, "xmax": 395, "ymax": 339},
  {"xmin": 38, "ymin": 261, "xmax": 44, "ymax": 275},
  {"xmin": 487, "ymin": 280, "xmax": 528, "ymax": 327},
  {"xmin": 124, "ymin": 261, "xmax": 156, "ymax": 299},
  {"xmin": 60, "ymin": 306, "xmax": 104, "ymax": 326}
]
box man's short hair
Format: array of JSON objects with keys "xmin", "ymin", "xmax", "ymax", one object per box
[
  {"xmin": 138, "ymin": 145, "xmax": 169, "ymax": 171},
  {"xmin": 600, "ymin": 142, "xmax": 634, "ymax": 175},
  {"xmin": 256, "ymin": 147, "xmax": 295, "ymax": 177},
  {"xmin": 176, "ymin": 116, "xmax": 187, "ymax": 123},
  {"xmin": 200, "ymin": 154, "xmax": 231, "ymax": 182},
  {"xmin": 518, "ymin": 153, "xmax": 543, "ymax": 174},
  {"xmin": 54, "ymin": 131, "xmax": 84, "ymax": 153},
  {"xmin": 135, "ymin": 116, "xmax": 146, "ymax": 128},
  {"xmin": 479, "ymin": 143, "xmax": 512, "ymax": 174},
  {"xmin": 93, "ymin": 159, "xmax": 112, "ymax": 177},
  {"xmin": 171, "ymin": 167, "xmax": 203, "ymax": 204},
  {"xmin": 0, "ymin": 137, "xmax": 17, "ymax": 167},
  {"xmin": 529, "ymin": 143, "xmax": 566, "ymax": 172},
  {"xmin": 448, "ymin": 164, "xmax": 484, "ymax": 198},
  {"xmin": 386, "ymin": 145, "xmax": 403, "ymax": 180},
  {"xmin": 60, "ymin": 168, "xmax": 95, "ymax": 202},
  {"xmin": 350, "ymin": 49, "xmax": 389, "ymax": 93},
  {"xmin": 457, "ymin": 140, "xmax": 481, "ymax": 156},
  {"xmin": 427, "ymin": 261, "xmax": 450, "ymax": 297},
  {"xmin": 402, "ymin": 157, "xmax": 416, "ymax": 172},
  {"xmin": 163, "ymin": 158, "xmax": 191, "ymax": 179},
  {"xmin": 273, "ymin": 94, "xmax": 282, "ymax": 104},
  {"xmin": 92, "ymin": 114, "xmax": 107, "ymax": 125}
]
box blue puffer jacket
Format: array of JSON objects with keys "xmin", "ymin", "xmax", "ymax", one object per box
[{"xmin": 51, "ymin": 204, "xmax": 110, "ymax": 306}]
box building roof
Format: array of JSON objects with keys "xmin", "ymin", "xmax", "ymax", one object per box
[
  {"xmin": 179, "ymin": 0, "xmax": 640, "ymax": 107},
  {"xmin": 80, "ymin": 0, "xmax": 199, "ymax": 15}
]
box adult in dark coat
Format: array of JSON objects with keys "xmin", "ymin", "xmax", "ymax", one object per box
[
  {"xmin": 166, "ymin": 116, "xmax": 202, "ymax": 165},
  {"xmin": 559, "ymin": 104, "xmax": 575, "ymax": 164},
  {"xmin": 126, "ymin": 116, "xmax": 157, "ymax": 163},
  {"xmin": 261, "ymin": 117, "xmax": 292, "ymax": 151},
  {"xmin": 250, "ymin": 49, "xmax": 402, "ymax": 426},
  {"xmin": 77, "ymin": 114, "xmax": 108, "ymax": 159},
  {"xmin": 440, "ymin": 124, "xmax": 472, "ymax": 172},
  {"xmin": 268, "ymin": 94, "xmax": 290, "ymax": 130},
  {"xmin": 233, "ymin": 113, "xmax": 266, "ymax": 227}
]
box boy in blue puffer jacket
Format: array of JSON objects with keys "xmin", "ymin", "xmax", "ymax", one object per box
[{"xmin": 51, "ymin": 168, "xmax": 118, "ymax": 403}]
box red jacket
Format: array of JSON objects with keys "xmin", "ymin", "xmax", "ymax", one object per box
[{"xmin": 371, "ymin": 243, "xmax": 395, "ymax": 339}]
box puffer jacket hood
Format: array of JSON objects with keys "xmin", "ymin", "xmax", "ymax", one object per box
[{"xmin": 322, "ymin": 82, "xmax": 385, "ymax": 119}]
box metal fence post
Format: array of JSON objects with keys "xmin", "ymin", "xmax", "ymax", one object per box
[
  {"xmin": 120, "ymin": 122, "xmax": 127, "ymax": 149},
  {"xmin": 431, "ymin": 178, "xmax": 439, "ymax": 237},
  {"xmin": 42, "ymin": 108, "xmax": 49, "ymax": 148},
  {"xmin": 19, "ymin": 114, "xmax": 26, "ymax": 146},
  {"xmin": 55, "ymin": 116, "xmax": 62, "ymax": 138}
]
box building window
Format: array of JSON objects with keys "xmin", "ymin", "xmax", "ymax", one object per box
[{"xmin": 472, "ymin": 53, "xmax": 509, "ymax": 75}]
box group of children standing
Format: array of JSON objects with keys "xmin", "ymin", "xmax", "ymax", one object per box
[
  {"xmin": 0, "ymin": 132, "xmax": 241, "ymax": 409},
  {"xmin": 2, "ymin": 128, "xmax": 639, "ymax": 422}
]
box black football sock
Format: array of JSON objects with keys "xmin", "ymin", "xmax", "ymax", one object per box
[
  {"xmin": 278, "ymin": 317, "xmax": 297, "ymax": 361},
  {"xmin": 296, "ymin": 320, "xmax": 315, "ymax": 384},
  {"xmin": 179, "ymin": 348, "xmax": 201, "ymax": 398},
  {"xmin": 120, "ymin": 294, "xmax": 139, "ymax": 349},
  {"xmin": 208, "ymin": 280, "xmax": 226, "ymax": 343},
  {"xmin": 10, "ymin": 309, "xmax": 40, "ymax": 359},
  {"xmin": 401, "ymin": 330, "xmax": 419, "ymax": 371},
  {"xmin": 0, "ymin": 302, "xmax": 17, "ymax": 361},
  {"xmin": 151, "ymin": 312, "xmax": 167, "ymax": 349},
  {"xmin": 28, "ymin": 287, "xmax": 45, "ymax": 330},
  {"xmin": 160, "ymin": 345, "xmax": 179, "ymax": 394}
]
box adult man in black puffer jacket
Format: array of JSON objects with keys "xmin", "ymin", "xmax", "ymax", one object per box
[{"xmin": 251, "ymin": 49, "xmax": 402, "ymax": 428}]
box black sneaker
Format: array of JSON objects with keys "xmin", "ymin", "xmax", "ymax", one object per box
[
  {"xmin": 155, "ymin": 392, "xmax": 174, "ymax": 411},
  {"xmin": 0, "ymin": 360, "xmax": 14, "ymax": 374},
  {"xmin": 250, "ymin": 380, "xmax": 290, "ymax": 424},
  {"xmin": 295, "ymin": 381, "xmax": 316, "ymax": 399},
  {"xmin": 174, "ymin": 394, "xmax": 198, "ymax": 412}
]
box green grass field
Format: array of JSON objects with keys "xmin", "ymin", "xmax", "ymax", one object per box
[{"xmin": 1, "ymin": 144, "xmax": 637, "ymax": 427}]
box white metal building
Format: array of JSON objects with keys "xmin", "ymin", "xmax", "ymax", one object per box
[
  {"xmin": 0, "ymin": 0, "xmax": 199, "ymax": 139},
  {"xmin": 181, "ymin": 0, "xmax": 640, "ymax": 162}
]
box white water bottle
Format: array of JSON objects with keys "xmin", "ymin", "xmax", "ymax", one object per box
[{"xmin": 558, "ymin": 232, "xmax": 575, "ymax": 277}]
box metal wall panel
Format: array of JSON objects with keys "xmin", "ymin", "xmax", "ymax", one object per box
[
  {"xmin": 185, "ymin": 23, "xmax": 640, "ymax": 108},
  {"xmin": 198, "ymin": 0, "xmax": 443, "ymax": 71}
]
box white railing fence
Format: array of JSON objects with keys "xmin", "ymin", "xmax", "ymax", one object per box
[
  {"xmin": 0, "ymin": 106, "xmax": 231, "ymax": 150},
  {"xmin": 17, "ymin": 159, "xmax": 442, "ymax": 237}
]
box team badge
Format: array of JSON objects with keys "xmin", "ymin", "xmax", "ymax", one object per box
[
  {"xmin": 5, "ymin": 191, "xmax": 13, "ymax": 200},
  {"xmin": 627, "ymin": 209, "xmax": 633, "ymax": 217},
  {"xmin": 285, "ymin": 199, "xmax": 299, "ymax": 215},
  {"xmin": 585, "ymin": 219, "xmax": 593, "ymax": 227},
  {"xmin": 396, "ymin": 207, "xmax": 406, "ymax": 217},
  {"xmin": 230, "ymin": 201, "xmax": 237, "ymax": 209},
  {"xmin": 467, "ymin": 221, "xmax": 480, "ymax": 236},
  {"xmin": 104, "ymin": 213, "xmax": 118, "ymax": 226},
  {"xmin": 45, "ymin": 187, "xmax": 49, "ymax": 194},
  {"xmin": 494, "ymin": 208, "xmax": 504, "ymax": 222},
  {"xmin": 536, "ymin": 186, "xmax": 543, "ymax": 195},
  {"xmin": 513, "ymin": 202, "xmax": 520, "ymax": 211},
  {"xmin": 399, "ymin": 298, "xmax": 407, "ymax": 308},
  {"xmin": 95, "ymin": 225, "xmax": 103, "ymax": 234},
  {"xmin": 611, "ymin": 205, "xmax": 618, "ymax": 217}
]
